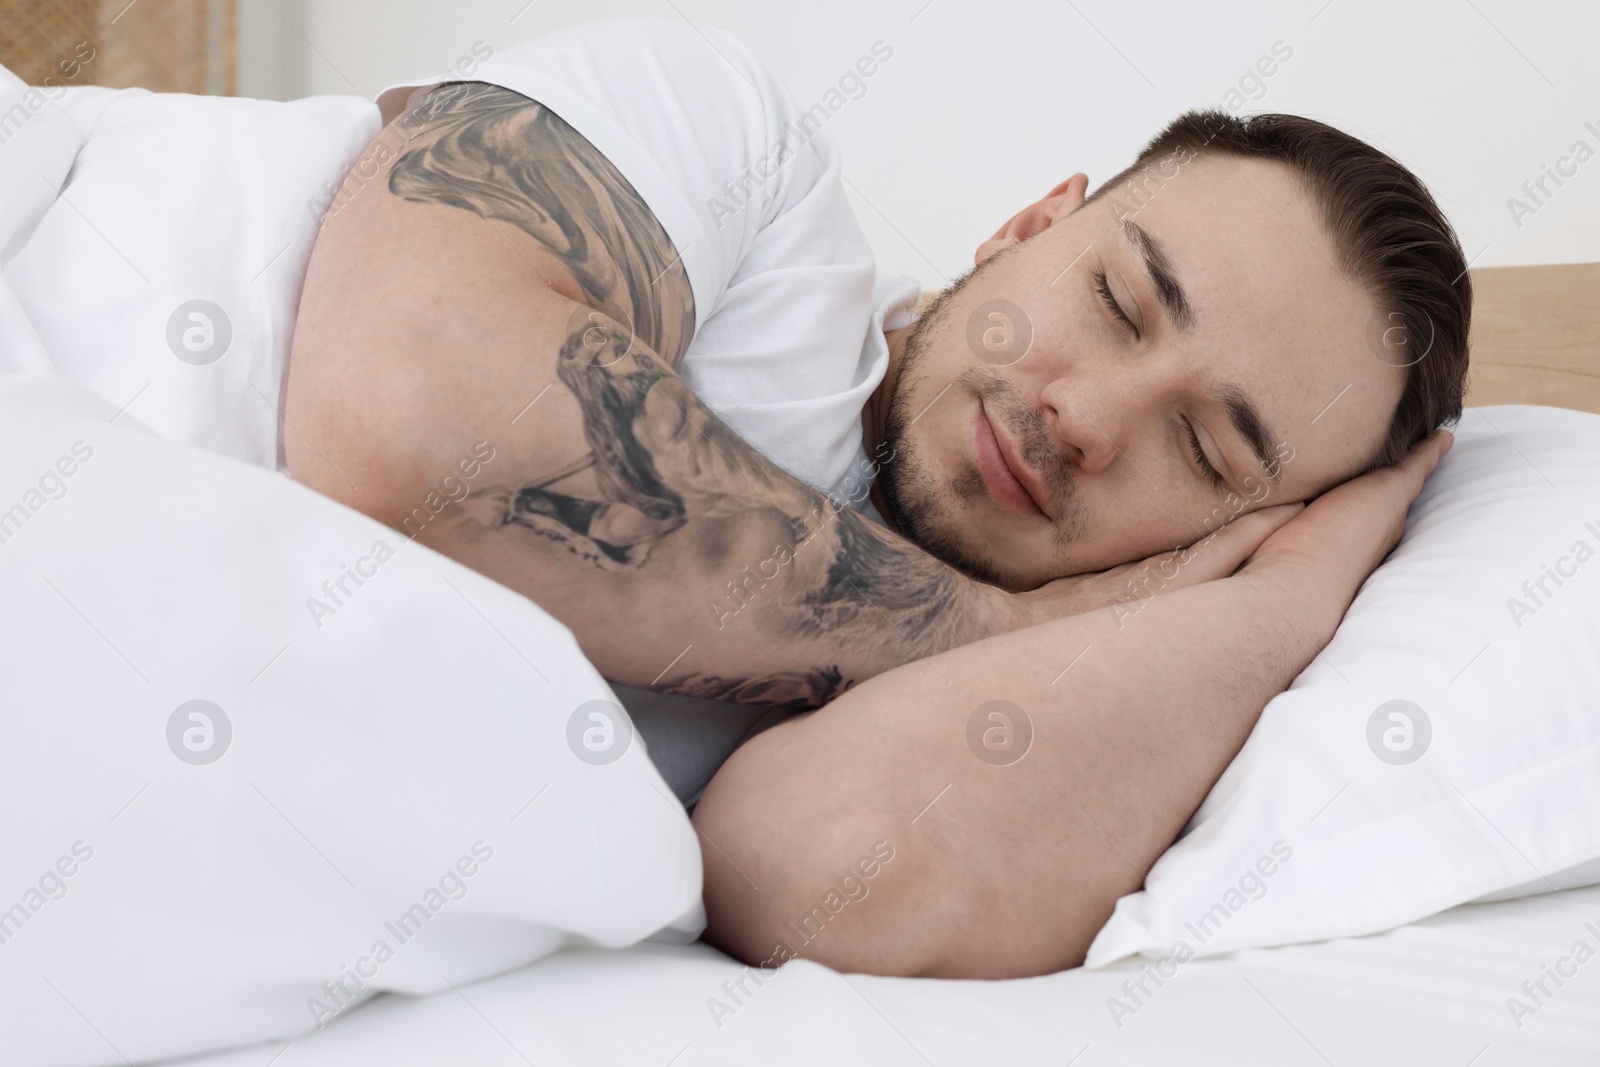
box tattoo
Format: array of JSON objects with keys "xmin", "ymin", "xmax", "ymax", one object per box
[
  {"xmin": 389, "ymin": 83, "xmax": 973, "ymax": 708},
  {"xmin": 388, "ymin": 82, "xmax": 695, "ymax": 365},
  {"xmin": 475, "ymin": 317, "xmax": 971, "ymax": 706},
  {"xmin": 656, "ymin": 667, "xmax": 848, "ymax": 710},
  {"xmin": 484, "ymin": 320, "xmax": 789, "ymax": 570},
  {"xmin": 795, "ymin": 498, "xmax": 969, "ymax": 641}
]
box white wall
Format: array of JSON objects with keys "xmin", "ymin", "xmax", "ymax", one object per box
[
  {"xmin": 236, "ymin": 0, "xmax": 306, "ymax": 101},
  {"xmin": 240, "ymin": 0, "xmax": 1600, "ymax": 289}
]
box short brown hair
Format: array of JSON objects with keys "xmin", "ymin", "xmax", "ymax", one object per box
[{"xmin": 1087, "ymin": 110, "xmax": 1471, "ymax": 474}]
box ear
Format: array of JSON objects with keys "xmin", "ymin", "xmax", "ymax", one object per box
[{"xmin": 975, "ymin": 172, "xmax": 1090, "ymax": 264}]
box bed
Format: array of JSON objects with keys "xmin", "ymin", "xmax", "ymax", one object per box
[
  {"xmin": 2, "ymin": 66, "xmax": 1597, "ymax": 1067},
  {"xmin": 155, "ymin": 265, "xmax": 1600, "ymax": 1067},
  {"xmin": 173, "ymin": 882, "xmax": 1600, "ymax": 1066}
]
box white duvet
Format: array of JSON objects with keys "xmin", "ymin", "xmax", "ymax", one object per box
[
  {"xmin": 0, "ymin": 73, "xmax": 702, "ymax": 1067},
  {"xmin": 3, "ymin": 62, "xmax": 1599, "ymax": 1067}
]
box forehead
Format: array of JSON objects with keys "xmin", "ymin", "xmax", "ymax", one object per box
[{"xmin": 1085, "ymin": 155, "xmax": 1405, "ymax": 489}]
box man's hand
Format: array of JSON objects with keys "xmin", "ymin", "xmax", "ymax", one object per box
[
  {"xmin": 992, "ymin": 429, "xmax": 1451, "ymax": 636},
  {"xmin": 1002, "ymin": 501, "xmax": 1305, "ymax": 629},
  {"xmin": 1241, "ymin": 428, "xmax": 1459, "ymax": 601},
  {"xmin": 1240, "ymin": 428, "xmax": 1453, "ymax": 645}
]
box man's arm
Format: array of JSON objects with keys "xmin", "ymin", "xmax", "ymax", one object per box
[
  {"xmin": 286, "ymin": 82, "xmax": 1285, "ymax": 708},
  {"xmin": 287, "ymin": 82, "xmax": 1008, "ymax": 708},
  {"xmin": 691, "ymin": 432, "xmax": 1451, "ymax": 976}
]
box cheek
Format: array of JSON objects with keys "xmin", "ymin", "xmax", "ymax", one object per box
[
  {"xmin": 1080, "ymin": 481, "xmax": 1206, "ymax": 570},
  {"xmin": 894, "ymin": 377, "xmax": 966, "ymax": 478}
]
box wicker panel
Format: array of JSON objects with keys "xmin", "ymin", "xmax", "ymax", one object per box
[
  {"xmin": 0, "ymin": 0, "xmax": 96, "ymax": 86},
  {"xmin": 0, "ymin": 0, "xmax": 234, "ymax": 95}
]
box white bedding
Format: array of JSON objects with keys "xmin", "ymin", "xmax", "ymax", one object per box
[
  {"xmin": 0, "ymin": 379, "xmax": 703, "ymax": 1067},
  {"xmin": 0, "ymin": 76, "xmax": 375, "ymax": 469},
  {"xmin": 0, "ymin": 69, "xmax": 702, "ymax": 1067},
  {"xmin": 4, "ymin": 54, "xmax": 1600, "ymax": 1067},
  {"xmin": 169, "ymin": 883, "xmax": 1600, "ymax": 1065}
]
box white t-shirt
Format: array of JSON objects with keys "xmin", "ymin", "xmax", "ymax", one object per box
[
  {"xmin": 378, "ymin": 17, "xmax": 918, "ymax": 512},
  {"xmin": 380, "ymin": 17, "xmax": 922, "ymax": 805}
]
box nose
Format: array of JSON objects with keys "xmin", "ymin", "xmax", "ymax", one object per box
[{"xmin": 1038, "ymin": 378, "xmax": 1119, "ymax": 474}]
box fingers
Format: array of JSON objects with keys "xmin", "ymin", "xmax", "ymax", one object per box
[
  {"xmin": 1132, "ymin": 502, "xmax": 1306, "ymax": 593},
  {"xmin": 1380, "ymin": 427, "xmax": 1455, "ymax": 506},
  {"xmin": 1024, "ymin": 428, "xmax": 1454, "ymax": 626},
  {"xmin": 1407, "ymin": 427, "xmax": 1453, "ymax": 475},
  {"xmin": 1189, "ymin": 502, "xmax": 1305, "ymax": 579}
]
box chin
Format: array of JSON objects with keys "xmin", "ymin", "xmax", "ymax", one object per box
[{"xmin": 877, "ymin": 469, "xmax": 1009, "ymax": 589}]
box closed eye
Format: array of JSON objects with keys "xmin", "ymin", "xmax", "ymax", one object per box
[
  {"xmin": 1184, "ymin": 418, "xmax": 1225, "ymax": 488},
  {"xmin": 1093, "ymin": 269, "xmax": 1138, "ymax": 336}
]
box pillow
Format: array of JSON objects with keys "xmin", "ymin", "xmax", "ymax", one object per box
[
  {"xmin": 1087, "ymin": 404, "xmax": 1600, "ymax": 966},
  {"xmin": 0, "ymin": 376, "xmax": 702, "ymax": 1067},
  {"xmin": 1, "ymin": 72, "xmax": 378, "ymax": 470},
  {"xmin": 0, "ymin": 64, "xmax": 85, "ymax": 375}
]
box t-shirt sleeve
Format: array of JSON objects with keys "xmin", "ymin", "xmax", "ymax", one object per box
[
  {"xmin": 377, "ymin": 17, "xmax": 858, "ymax": 340},
  {"xmin": 376, "ymin": 17, "xmax": 903, "ymax": 495}
]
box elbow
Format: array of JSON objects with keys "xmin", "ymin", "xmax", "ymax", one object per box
[
  {"xmin": 692, "ymin": 722, "xmax": 941, "ymax": 978},
  {"xmin": 691, "ymin": 696, "xmax": 1122, "ymax": 980}
]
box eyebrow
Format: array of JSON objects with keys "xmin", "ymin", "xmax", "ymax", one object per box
[
  {"xmin": 1214, "ymin": 382, "xmax": 1283, "ymax": 487},
  {"xmin": 1119, "ymin": 219, "xmax": 1195, "ymax": 332},
  {"xmin": 1112, "ymin": 218, "xmax": 1275, "ymax": 486}
]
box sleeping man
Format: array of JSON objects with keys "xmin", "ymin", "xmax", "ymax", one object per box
[{"xmin": 283, "ymin": 18, "xmax": 1467, "ymax": 979}]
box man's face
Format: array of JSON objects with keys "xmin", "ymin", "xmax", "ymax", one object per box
[{"xmin": 874, "ymin": 155, "xmax": 1407, "ymax": 590}]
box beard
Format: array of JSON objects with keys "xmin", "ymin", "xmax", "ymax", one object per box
[{"xmin": 873, "ymin": 252, "xmax": 1087, "ymax": 590}]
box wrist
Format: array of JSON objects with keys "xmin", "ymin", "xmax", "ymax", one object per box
[
  {"xmin": 1230, "ymin": 562, "xmax": 1347, "ymax": 652},
  {"xmin": 962, "ymin": 579, "xmax": 1038, "ymax": 643},
  {"xmin": 948, "ymin": 577, "xmax": 1006, "ymax": 646}
]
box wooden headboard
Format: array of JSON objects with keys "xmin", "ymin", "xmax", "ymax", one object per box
[
  {"xmin": 1464, "ymin": 262, "xmax": 1600, "ymax": 414},
  {"xmin": 917, "ymin": 261, "xmax": 1600, "ymax": 414}
]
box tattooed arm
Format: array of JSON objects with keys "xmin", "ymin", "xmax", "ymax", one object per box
[{"xmin": 286, "ymin": 82, "xmax": 1009, "ymax": 708}]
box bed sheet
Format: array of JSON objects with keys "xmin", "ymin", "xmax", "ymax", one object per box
[{"xmin": 170, "ymin": 884, "xmax": 1600, "ymax": 1066}]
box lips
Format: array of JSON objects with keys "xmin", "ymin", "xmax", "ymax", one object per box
[{"xmin": 972, "ymin": 402, "xmax": 1050, "ymax": 519}]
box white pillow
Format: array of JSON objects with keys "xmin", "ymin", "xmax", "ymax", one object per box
[
  {"xmin": 1, "ymin": 72, "xmax": 378, "ymax": 470},
  {"xmin": 0, "ymin": 65, "xmax": 85, "ymax": 376},
  {"xmin": 1087, "ymin": 404, "xmax": 1600, "ymax": 966},
  {"xmin": 0, "ymin": 376, "xmax": 702, "ymax": 1067}
]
